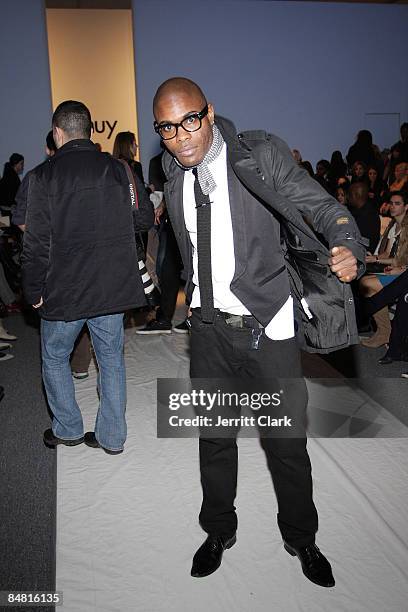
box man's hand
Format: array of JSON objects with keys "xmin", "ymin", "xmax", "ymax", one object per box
[
  {"xmin": 32, "ymin": 297, "xmax": 43, "ymax": 309},
  {"xmin": 154, "ymin": 202, "xmax": 166, "ymax": 225},
  {"xmin": 329, "ymin": 246, "xmax": 358, "ymax": 282}
]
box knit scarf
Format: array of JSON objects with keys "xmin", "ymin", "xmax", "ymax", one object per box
[{"xmin": 175, "ymin": 124, "xmax": 224, "ymax": 195}]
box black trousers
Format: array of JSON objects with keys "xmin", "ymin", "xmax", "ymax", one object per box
[
  {"xmin": 156, "ymin": 219, "xmax": 183, "ymax": 324},
  {"xmin": 189, "ymin": 310, "xmax": 318, "ymax": 548}
]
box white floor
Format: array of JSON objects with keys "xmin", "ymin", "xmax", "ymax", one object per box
[{"xmin": 56, "ymin": 328, "xmax": 408, "ymax": 612}]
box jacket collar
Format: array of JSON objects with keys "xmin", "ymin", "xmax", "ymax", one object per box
[{"xmin": 56, "ymin": 139, "xmax": 97, "ymax": 155}]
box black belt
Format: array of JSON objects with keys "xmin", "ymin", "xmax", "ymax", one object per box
[{"xmin": 193, "ymin": 308, "xmax": 264, "ymax": 329}]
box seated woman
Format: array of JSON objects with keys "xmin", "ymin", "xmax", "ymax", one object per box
[
  {"xmin": 389, "ymin": 161, "xmax": 407, "ymax": 193},
  {"xmin": 364, "ymin": 269, "xmax": 408, "ymax": 365},
  {"xmin": 359, "ymin": 191, "xmax": 408, "ymax": 348},
  {"xmin": 350, "ymin": 160, "xmax": 369, "ymax": 185},
  {"xmin": 335, "ymin": 185, "xmax": 348, "ymax": 206},
  {"xmin": 367, "ymin": 165, "xmax": 384, "ymax": 210}
]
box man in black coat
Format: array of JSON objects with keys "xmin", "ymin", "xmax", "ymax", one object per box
[
  {"xmin": 153, "ymin": 78, "xmax": 365, "ymax": 587},
  {"xmin": 348, "ymin": 181, "xmax": 381, "ymax": 255},
  {"xmin": 22, "ymin": 100, "xmax": 153, "ymax": 455}
]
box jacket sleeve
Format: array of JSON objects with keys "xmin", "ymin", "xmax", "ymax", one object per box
[
  {"xmin": 21, "ymin": 170, "xmax": 50, "ymax": 305},
  {"xmin": 268, "ymin": 134, "xmax": 366, "ymax": 267},
  {"xmin": 132, "ymin": 173, "xmax": 154, "ymax": 232}
]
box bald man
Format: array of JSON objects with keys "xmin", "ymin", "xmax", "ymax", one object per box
[{"xmin": 153, "ymin": 77, "xmax": 365, "ymax": 587}]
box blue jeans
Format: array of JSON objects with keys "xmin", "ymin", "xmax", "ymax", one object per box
[{"xmin": 41, "ymin": 313, "xmax": 126, "ymax": 451}]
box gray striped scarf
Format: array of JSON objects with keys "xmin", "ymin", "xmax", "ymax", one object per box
[{"xmin": 176, "ymin": 124, "xmax": 224, "ymax": 195}]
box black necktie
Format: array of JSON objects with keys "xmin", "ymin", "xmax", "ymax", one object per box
[{"xmin": 193, "ymin": 168, "xmax": 215, "ymax": 323}]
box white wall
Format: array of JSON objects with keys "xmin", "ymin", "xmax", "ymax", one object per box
[{"xmin": 0, "ymin": 0, "xmax": 53, "ymax": 175}]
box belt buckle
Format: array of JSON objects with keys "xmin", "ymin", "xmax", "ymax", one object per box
[{"xmin": 224, "ymin": 314, "xmax": 244, "ymax": 328}]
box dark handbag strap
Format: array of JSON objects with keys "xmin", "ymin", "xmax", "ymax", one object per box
[{"xmin": 118, "ymin": 159, "xmax": 139, "ymax": 210}]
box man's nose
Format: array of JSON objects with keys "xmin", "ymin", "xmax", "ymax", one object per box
[{"xmin": 176, "ymin": 127, "xmax": 191, "ymax": 143}]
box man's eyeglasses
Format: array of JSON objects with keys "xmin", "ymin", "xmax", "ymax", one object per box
[{"xmin": 154, "ymin": 104, "xmax": 209, "ymax": 141}]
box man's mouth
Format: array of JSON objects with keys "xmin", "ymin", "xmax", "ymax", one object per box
[{"xmin": 177, "ymin": 147, "xmax": 197, "ymax": 158}]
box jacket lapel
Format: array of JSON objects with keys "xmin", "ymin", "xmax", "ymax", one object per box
[{"xmin": 163, "ymin": 172, "xmax": 192, "ymax": 273}]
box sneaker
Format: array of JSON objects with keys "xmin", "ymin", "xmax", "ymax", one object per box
[
  {"xmin": 401, "ymin": 372, "xmax": 408, "ymax": 379},
  {"xmin": 173, "ymin": 320, "xmax": 189, "ymax": 334},
  {"xmin": 135, "ymin": 320, "xmax": 172, "ymax": 335},
  {"xmin": 0, "ymin": 342, "xmax": 12, "ymax": 351},
  {"xmin": 0, "ymin": 351, "xmax": 13, "ymax": 361},
  {"xmin": 72, "ymin": 371, "xmax": 89, "ymax": 380},
  {"xmin": 0, "ymin": 329, "xmax": 17, "ymax": 341}
]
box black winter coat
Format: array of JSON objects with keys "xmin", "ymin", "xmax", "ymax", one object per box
[{"xmin": 22, "ymin": 139, "xmax": 154, "ymax": 320}]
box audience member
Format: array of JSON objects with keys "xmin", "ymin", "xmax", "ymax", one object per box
[
  {"xmin": 364, "ymin": 269, "xmax": 408, "ymax": 365},
  {"xmin": 12, "ymin": 131, "xmax": 56, "ymax": 231},
  {"xmin": 346, "ymin": 129, "xmax": 376, "ymax": 168},
  {"xmin": 391, "ymin": 122, "xmax": 408, "ymax": 163},
  {"xmin": 389, "ymin": 161, "xmax": 407, "ymax": 193},
  {"xmin": 112, "ymin": 131, "xmax": 145, "ymax": 185},
  {"xmin": 335, "ymin": 185, "xmax": 348, "ymax": 206},
  {"xmin": 291, "ymin": 148, "xmax": 314, "ymax": 177},
  {"xmin": 291, "ymin": 149, "xmax": 302, "ymax": 163},
  {"xmin": 327, "ymin": 150, "xmax": 347, "ymax": 193},
  {"xmin": 367, "ymin": 165, "xmax": 384, "ymax": 209},
  {"xmin": 347, "ymin": 182, "xmax": 380, "ymax": 255},
  {"xmin": 112, "ymin": 131, "xmax": 158, "ymax": 309},
  {"xmin": 350, "ymin": 161, "xmax": 368, "ymax": 185},
  {"xmin": 360, "ymin": 191, "xmax": 408, "ymax": 348},
  {"xmin": 136, "ymin": 151, "xmax": 187, "ymax": 335},
  {"xmin": 314, "ymin": 159, "xmax": 331, "ymax": 192},
  {"xmin": 383, "ymin": 144, "xmax": 402, "ymax": 185},
  {"xmin": 0, "ymin": 154, "xmax": 24, "ymax": 214}
]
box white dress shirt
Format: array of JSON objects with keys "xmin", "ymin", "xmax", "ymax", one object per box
[{"xmin": 182, "ymin": 143, "xmax": 294, "ymax": 340}]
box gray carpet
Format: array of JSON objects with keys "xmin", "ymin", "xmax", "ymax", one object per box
[
  {"xmin": 323, "ymin": 343, "xmax": 408, "ymax": 426},
  {"xmin": 0, "ymin": 312, "xmax": 56, "ymax": 612}
]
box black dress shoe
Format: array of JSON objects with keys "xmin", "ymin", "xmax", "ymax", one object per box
[
  {"xmin": 378, "ymin": 355, "xmax": 393, "ymax": 365},
  {"xmin": 43, "ymin": 428, "xmax": 84, "ymax": 448},
  {"xmin": 284, "ymin": 542, "xmax": 335, "ymax": 587},
  {"xmin": 84, "ymin": 431, "xmax": 123, "ymax": 455},
  {"xmin": 191, "ymin": 534, "xmax": 236, "ymax": 578}
]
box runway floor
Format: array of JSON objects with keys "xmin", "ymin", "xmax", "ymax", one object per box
[{"xmin": 56, "ymin": 328, "xmax": 408, "ymax": 612}]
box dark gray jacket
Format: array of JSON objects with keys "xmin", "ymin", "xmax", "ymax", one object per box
[{"xmin": 162, "ymin": 116, "xmax": 366, "ymax": 353}]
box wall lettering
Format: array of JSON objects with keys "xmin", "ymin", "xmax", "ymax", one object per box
[{"xmin": 91, "ymin": 120, "xmax": 118, "ymax": 139}]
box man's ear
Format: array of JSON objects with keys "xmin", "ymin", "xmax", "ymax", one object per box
[{"xmin": 53, "ymin": 126, "xmax": 64, "ymax": 149}]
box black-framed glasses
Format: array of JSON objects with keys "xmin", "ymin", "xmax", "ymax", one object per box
[{"xmin": 154, "ymin": 104, "xmax": 209, "ymax": 140}]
